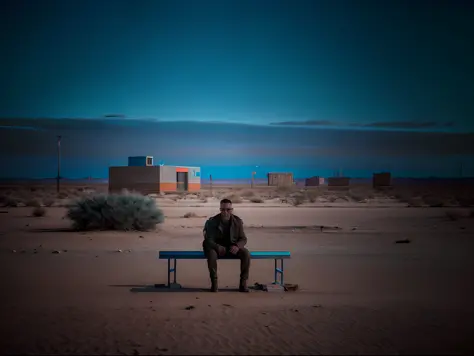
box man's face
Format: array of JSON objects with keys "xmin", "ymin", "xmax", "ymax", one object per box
[{"xmin": 220, "ymin": 202, "xmax": 233, "ymax": 221}]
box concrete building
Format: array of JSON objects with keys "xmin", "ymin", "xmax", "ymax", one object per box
[
  {"xmin": 305, "ymin": 176, "xmax": 325, "ymax": 186},
  {"xmin": 109, "ymin": 156, "xmax": 201, "ymax": 194},
  {"xmin": 267, "ymin": 172, "xmax": 294, "ymax": 187},
  {"xmin": 373, "ymin": 172, "xmax": 391, "ymax": 188}
]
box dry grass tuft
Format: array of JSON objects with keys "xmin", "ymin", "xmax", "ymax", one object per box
[
  {"xmin": 224, "ymin": 194, "xmax": 243, "ymax": 204},
  {"xmin": 249, "ymin": 197, "xmax": 264, "ymax": 203},
  {"xmin": 240, "ymin": 190, "xmax": 255, "ymax": 197},
  {"xmin": 25, "ymin": 198, "xmax": 41, "ymax": 207},
  {"xmin": 32, "ymin": 206, "xmax": 46, "ymax": 217},
  {"xmin": 183, "ymin": 212, "xmax": 198, "ymax": 218},
  {"xmin": 291, "ymin": 194, "xmax": 305, "ymax": 206}
]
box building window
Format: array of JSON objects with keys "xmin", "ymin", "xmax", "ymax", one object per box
[{"xmin": 146, "ymin": 157, "xmax": 153, "ymax": 166}]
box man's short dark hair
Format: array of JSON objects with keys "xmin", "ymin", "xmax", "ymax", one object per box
[{"xmin": 220, "ymin": 198, "xmax": 232, "ymax": 205}]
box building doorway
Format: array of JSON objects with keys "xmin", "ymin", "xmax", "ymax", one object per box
[{"xmin": 176, "ymin": 172, "xmax": 188, "ymax": 192}]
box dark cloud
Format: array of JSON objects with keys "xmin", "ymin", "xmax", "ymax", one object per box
[
  {"xmin": 269, "ymin": 120, "xmax": 338, "ymax": 126},
  {"xmin": 0, "ymin": 118, "xmax": 472, "ymax": 162},
  {"xmin": 270, "ymin": 120, "xmax": 457, "ymax": 130},
  {"xmin": 358, "ymin": 121, "xmax": 441, "ymax": 129}
]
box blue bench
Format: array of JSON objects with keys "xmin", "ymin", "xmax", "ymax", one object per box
[{"xmin": 158, "ymin": 250, "xmax": 291, "ymax": 289}]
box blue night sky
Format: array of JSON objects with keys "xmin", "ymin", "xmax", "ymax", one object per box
[{"xmin": 1, "ymin": 0, "xmax": 473, "ymax": 179}]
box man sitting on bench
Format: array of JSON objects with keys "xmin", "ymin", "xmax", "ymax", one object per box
[{"xmin": 203, "ymin": 198, "xmax": 251, "ymax": 293}]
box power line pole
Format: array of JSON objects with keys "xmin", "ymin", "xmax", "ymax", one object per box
[{"xmin": 57, "ymin": 135, "xmax": 61, "ymax": 193}]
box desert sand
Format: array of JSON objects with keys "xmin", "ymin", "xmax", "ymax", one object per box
[{"xmin": 1, "ymin": 184, "xmax": 474, "ymax": 355}]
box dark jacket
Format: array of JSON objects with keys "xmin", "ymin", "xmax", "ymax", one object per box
[{"xmin": 203, "ymin": 214, "xmax": 248, "ymax": 250}]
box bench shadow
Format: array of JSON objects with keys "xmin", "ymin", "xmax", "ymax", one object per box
[
  {"xmin": 28, "ymin": 227, "xmax": 79, "ymax": 233},
  {"xmin": 109, "ymin": 284, "xmax": 240, "ymax": 293}
]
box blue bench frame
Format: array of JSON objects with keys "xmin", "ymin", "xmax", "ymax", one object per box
[{"xmin": 158, "ymin": 250, "xmax": 291, "ymax": 289}]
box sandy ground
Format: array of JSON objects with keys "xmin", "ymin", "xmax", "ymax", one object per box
[{"xmin": 1, "ymin": 204, "xmax": 474, "ymax": 355}]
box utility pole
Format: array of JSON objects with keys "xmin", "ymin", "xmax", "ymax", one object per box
[{"xmin": 57, "ymin": 135, "xmax": 61, "ymax": 193}]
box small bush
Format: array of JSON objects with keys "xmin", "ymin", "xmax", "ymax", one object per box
[
  {"xmin": 407, "ymin": 197, "xmax": 424, "ymax": 207},
  {"xmin": 32, "ymin": 206, "xmax": 46, "ymax": 217},
  {"xmin": 43, "ymin": 197, "xmax": 56, "ymax": 207},
  {"xmin": 292, "ymin": 194, "xmax": 305, "ymax": 206},
  {"xmin": 66, "ymin": 192, "xmax": 164, "ymax": 231},
  {"xmin": 57, "ymin": 191, "xmax": 69, "ymax": 199},
  {"xmin": 225, "ymin": 194, "xmax": 242, "ymax": 204},
  {"xmin": 25, "ymin": 199, "xmax": 41, "ymax": 207},
  {"xmin": 305, "ymin": 190, "xmax": 320, "ymax": 203},
  {"xmin": 5, "ymin": 197, "xmax": 20, "ymax": 207},
  {"xmin": 183, "ymin": 212, "xmax": 197, "ymax": 218},
  {"xmin": 250, "ymin": 197, "xmax": 264, "ymax": 203},
  {"xmin": 240, "ymin": 190, "xmax": 255, "ymax": 197}
]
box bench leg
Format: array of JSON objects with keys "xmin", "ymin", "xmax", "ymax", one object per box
[
  {"xmin": 166, "ymin": 258, "xmax": 181, "ymax": 289},
  {"xmin": 273, "ymin": 258, "xmax": 284, "ymax": 286}
]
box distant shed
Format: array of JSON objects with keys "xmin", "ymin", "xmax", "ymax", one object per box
[
  {"xmin": 305, "ymin": 176, "xmax": 324, "ymax": 186},
  {"xmin": 373, "ymin": 172, "xmax": 391, "ymax": 187},
  {"xmin": 267, "ymin": 172, "xmax": 294, "ymax": 187}
]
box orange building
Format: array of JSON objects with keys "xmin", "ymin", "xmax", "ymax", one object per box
[{"xmin": 109, "ymin": 156, "xmax": 201, "ymax": 194}]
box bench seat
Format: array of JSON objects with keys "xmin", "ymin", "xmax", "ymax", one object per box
[{"xmin": 158, "ymin": 250, "xmax": 291, "ymax": 288}]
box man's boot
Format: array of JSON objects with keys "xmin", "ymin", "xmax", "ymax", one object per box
[
  {"xmin": 239, "ymin": 279, "xmax": 249, "ymax": 293},
  {"xmin": 210, "ymin": 279, "xmax": 218, "ymax": 293}
]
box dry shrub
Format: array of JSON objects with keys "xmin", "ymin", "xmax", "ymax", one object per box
[
  {"xmin": 348, "ymin": 188, "xmax": 374, "ymax": 202},
  {"xmin": 292, "ymin": 194, "xmax": 305, "ymax": 206},
  {"xmin": 57, "ymin": 191, "xmax": 69, "ymax": 199},
  {"xmin": 407, "ymin": 197, "xmax": 424, "ymax": 207},
  {"xmin": 240, "ymin": 190, "xmax": 255, "ymax": 197},
  {"xmin": 305, "ymin": 189, "xmax": 320, "ymax": 203},
  {"xmin": 250, "ymin": 197, "xmax": 264, "ymax": 203},
  {"xmin": 4, "ymin": 197, "xmax": 20, "ymax": 207},
  {"xmin": 67, "ymin": 192, "xmax": 164, "ymax": 231},
  {"xmin": 32, "ymin": 206, "xmax": 46, "ymax": 217},
  {"xmin": 25, "ymin": 199, "xmax": 41, "ymax": 207},
  {"xmin": 224, "ymin": 194, "xmax": 242, "ymax": 204},
  {"xmin": 43, "ymin": 197, "xmax": 56, "ymax": 207},
  {"xmin": 276, "ymin": 186, "xmax": 292, "ymax": 194},
  {"xmin": 183, "ymin": 212, "xmax": 198, "ymax": 218},
  {"xmin": 422, "ymin": 195, "xmax": 445, "ymax": 207},
  {"xmin": 325, "ymin": 194, "xmax": 338, "ymax": 203}
]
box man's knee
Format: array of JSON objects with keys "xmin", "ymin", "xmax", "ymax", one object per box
[
  {"xmin": 202, "ymin": 239, "xmax": 214, "ymax": 251},
  {"xmin": 238, "ymin": 247, "xmax": 250, "ymax": 260},
  {"xmin": 204, "ymin": 246, "xmax": 218, "ymax": 260}
]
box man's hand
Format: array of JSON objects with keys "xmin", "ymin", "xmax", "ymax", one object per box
[
  {"xmin": 229, "ymin": 245, "xmax": 239, "ymax": 255},
  {"xmin": 217, "ymin": 245, "xmax": 226, "ymax": 257}
]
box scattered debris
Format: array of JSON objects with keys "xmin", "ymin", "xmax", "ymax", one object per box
[
  {"xmin": 184, "ymin": 305, "xmax": 195, "ymax": 310},
  {"xmin": 116, "ymin": 249, "xmax": 123, "ymax": 253},
  {"xmin": 395, "ymin": 239, "xmax": 411, "ymax": 244},
  {"xmin": 312, "ymin": 304, "xmax": 322, "ymax": 308},
  {"xmin": 11, "ymin": 249, "xmax": 16, "ymax": 253},
  {"xmin": 52, "ymin": 250, "xmax": 61, "ymax": 254},
  {"xmin": 283, "ymin": 283, "xmax": 299, "ymax": 292},
  {"xmin": 139, "ymin": 235, "xmax": 144, "ymax": 238},
  {"xmin": 222, "ymin": 304, "xmax": 233, "ymax": 307}
]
